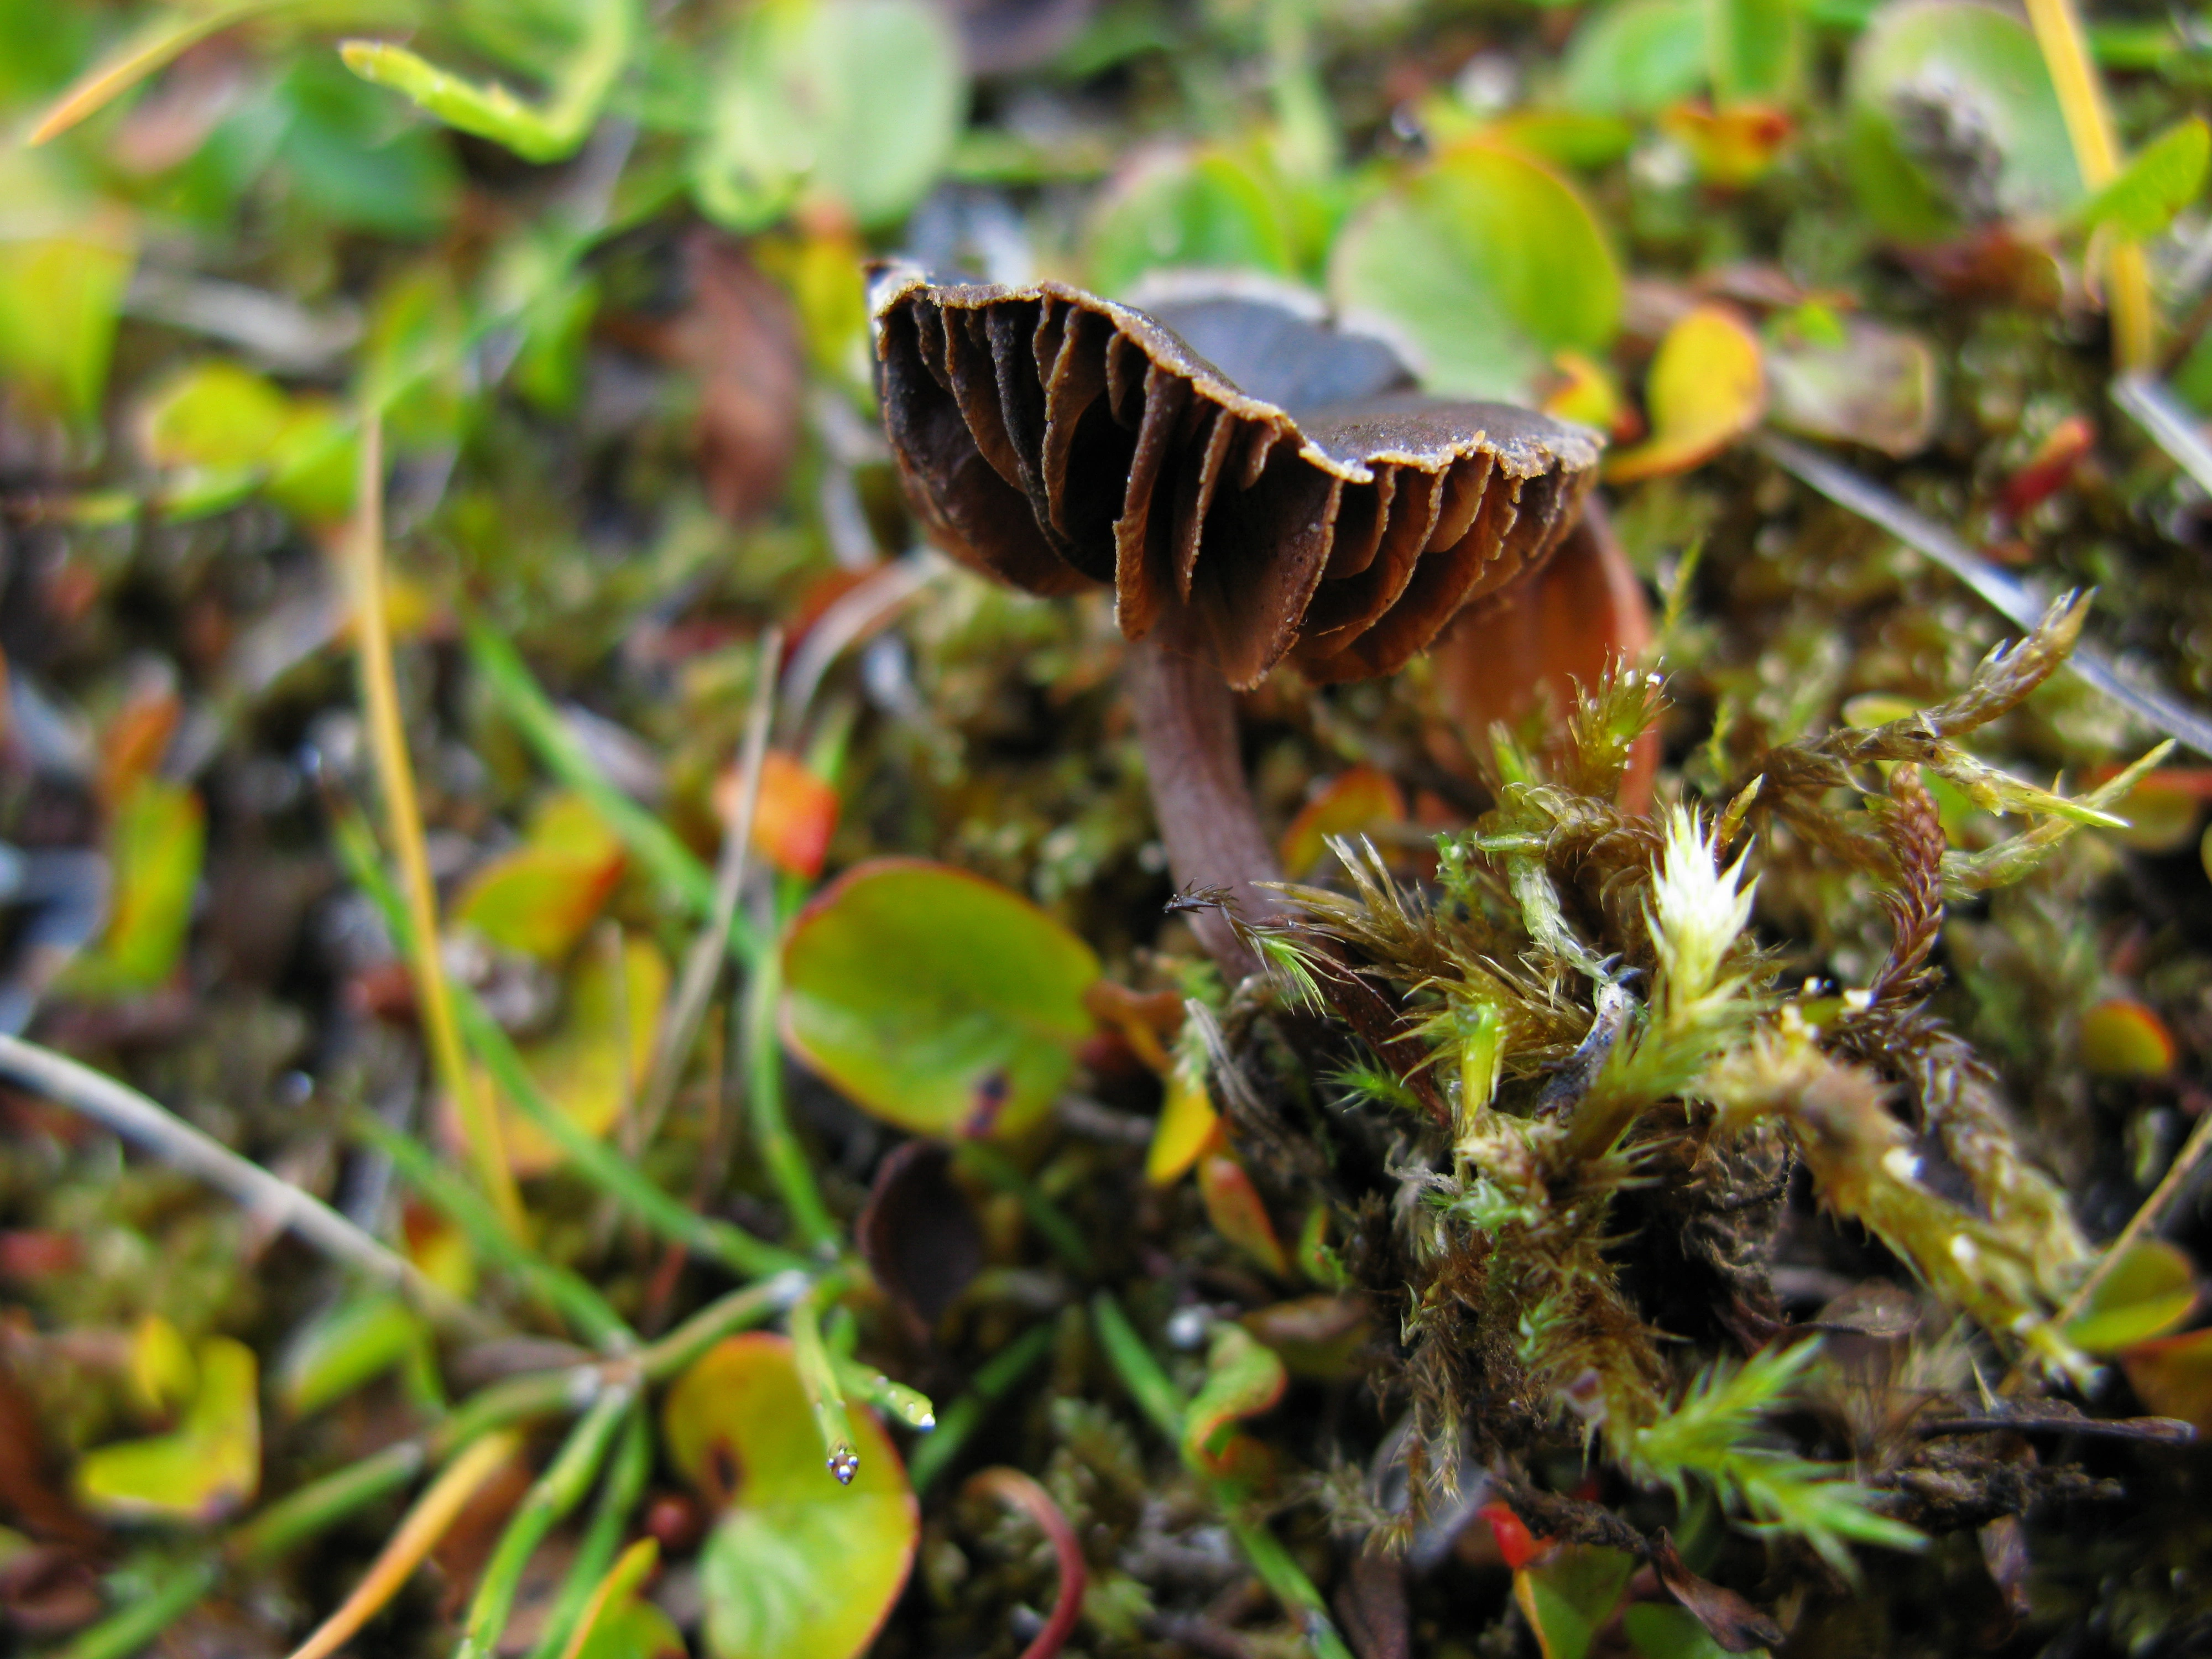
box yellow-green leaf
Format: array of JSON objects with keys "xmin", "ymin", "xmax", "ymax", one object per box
[
  {"xmin": 0, "ymin": 157, "xmax": 135, "ymax": 425},
  {"xmin": 2066, "ymin": 1241, "xmax": 2197, "ymax": 1355},
  {"xmin": 1328, "ymin": 140, "xmax": 1621, "ymax": 403},
  {"xmin": 1608, "ymin": 304, "xmax": 1765, "ymax": 482},
  {"xmin": 77, "ymin": 1337, "xmax": 260, "ymax": 1524},
  {"xmin": 664, "ymin": 1335, "xmax": 917, "ymax": 1659},
  {"xmin": 1514, "ymin": 1545, "xmax": 1635, "ymax": 1659},
  {"xmin": 495, "ymin": 933, "xmax": 669, "ymax": 1175},
  {"xmin": 64, "ymin": 777, "xmax": 205, "ymax": 997},
  {"xmin": 781, "ymin": 859, "xmax": 1100, "ymax": 1140},
  {"xmin": 2076, "ymin": 118, "xmax": 2210, "ymax": 240},
  {"xmin": 455, "ymin": 793, "xmax": 628, "ymax": 961}
]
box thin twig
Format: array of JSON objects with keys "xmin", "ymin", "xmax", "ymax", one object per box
[
  {"xmin": 457, "ymin": 1387, "xmax": 638, "ymax": 1659},
  {"xmin": 0, "ymin": 1034, "xmax": 481, "ymax": 1330},
  {"xmin": 742, "ymin": 925, "xmax": 840, "ymax": 1252},
  {"xmin": 349, "ymin": 415, "xmax": 524, "ymax": 1234},
  {"xmin": 2053, "ymin": 1113, "xmax": 2212, "ymax": 1330},
  {"xmin": 775, "ymin": 553, "xmax": 941, "ymax": 742},
  {"xmin": 284, "ymin": 1430, "xmax": 523, "ymax": 1659},
  {"xmin": 1756, "ymin": 432, "xmax": 2212, "ymax": 759},
  {"xmin": 633, "ymin": 626, "xmax": 780, "ymax": 1149}
]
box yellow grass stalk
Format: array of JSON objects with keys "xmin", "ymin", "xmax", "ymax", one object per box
[
  {"xmin": 2023, "ymin": 0, "xmax": 2155, "ymax": 369},
  {"xmin": 348, "ymin": 414, "xmax": 525, "ymax": 1235},
  {"xmin": 283, "ymin": 1430, "xmax": 523, "ymax": 1659}
]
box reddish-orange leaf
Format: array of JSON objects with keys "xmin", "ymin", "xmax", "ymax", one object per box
[
  {"xmin": 718, "ymin": 751, "xmax": 840, "ymax": 880},
  {"xmin": 1197, "ymin": 1152, "xmax": 1290, "ymax": 1277},
  {"xmin": 1479, "ymin": 1502, "xmax": 1542, "ymax": 1572},
  {"xmin": 1277, "ymin": 766, "xmax": 1408, "ymax": 878},
  {"xmin": 1607, "ymin": 304, "xmax": 1766, "ymax": 482},
  {"xmin": 2120, "ymin": 1327, "xmax": 2212, "ymax": 1433},
  {"xmin": 1660, "ymin": 100, "xmax": 1794, "ymax": 187}
]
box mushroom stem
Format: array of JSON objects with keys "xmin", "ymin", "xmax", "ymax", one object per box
[{"xmin": 1125, "ymin": 634, "xmax": 1283, "ymax": 981}]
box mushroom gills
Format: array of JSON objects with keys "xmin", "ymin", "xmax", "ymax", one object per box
[{"xmin": 871, "ymin": 269, "xmax": 1604, "ymax": 688}]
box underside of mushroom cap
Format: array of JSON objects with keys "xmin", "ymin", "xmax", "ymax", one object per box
[{"xmin": 870, "ymin": 264, "xmax": 1605, "ymax": 688}]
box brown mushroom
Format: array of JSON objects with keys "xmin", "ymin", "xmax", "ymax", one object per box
[{"xmin": 870, "ymin": 265, "xmax": 1605, "ymax": 973}]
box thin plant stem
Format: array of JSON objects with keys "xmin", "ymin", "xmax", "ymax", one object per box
[
  {"xmin": 635, "ymin": 1270, "xmax": 815, "ymax": 1382},
  {"xmin": 1091, "ymin": 1293, "xmax": 1354, "ymax": 1659},
  {"xmin": 1756, "ymin": 433, "xmax": 2212, "ymax": 760},
  {"xmin": 28, "ymin": 0, "xmax": 301, "ymax": 144},
  {"xmin": 465, "ymin": 620, "xmax": 761, "ymax": 963},
  {"xmin": 430, "ymin": 1368, "xmax": 599, "ymax": 1461},
  {"xmin": 527, "ymin": 1410, "xmax": 653, "ymax": 1659},
  {"xmin": 773, "ymin": 555, "xmax": 940, "ymax": 743},
  {"xmin": 964, "ymin": 1468, "xmax": 1086, "ymax": 1659},
  {"xmin": 348, "ymin": 415, "xmax": 523, "ymax": 1235},
  {"xmin": 55, "ymin": 1561, "xmax": 221, "ymax": 1659},
  {"xmin": 2056, "ymin": 1111, "xmax": 2212, "ymax": 1329},
  {"xmin": 955, "ymin": 1142, "xmax": 1095, "ymax": 1275},
  {"xmin": 357, "ymin": 1114, "xmax": 633, "ymax": 1351},
  {"xmin": 743, "ymin": 932, "xmax": 839, "ymax": 1252},
  {"xmin": 831, "ymin": 1353, "xmax": 936, "ymax": 1430},
  {"xmin": 789, "ymin": 1284, "xmax": 858, "ymax": 1481},
  {"xmin": 330, "ymin": 801, "xmax": 804, "ymax": 1279},
  {"xmin": 0, "ymin": 1034, "xmax": 480, "ymax": 1332},
  {"xmin": 2023, "ymin": 0, "xmax": 2154, "ymax": 368},
  {"xmin": 634, "ymin": 625, "xmax": 781, "ymax": 1151},
  {"xmin": 910, "ymin": 1323, "xmax": 1055, "ymax": 1493},
  {"xmin": 284, "ymin": 1430, "xmax": 524, "ymax": 1659},
  {"xmin": 556, "ymin": 1537, "xmax": 659, "ymax": 1659},
  {"xmin": 233, "ymin": 1441, "xmax": 429, "ymax": 1564},
  {"xmin": 456, "ymin": 1387, "xmax": 637, "ymax": 1659}
]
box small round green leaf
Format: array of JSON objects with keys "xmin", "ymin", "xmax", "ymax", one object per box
[
  {"xmin": 1328, "ymin": 140, "xmax": 1620, "ymax": 403},
  {"xmin": 1087, "ymin": 147, "xmax": 1299, "ymax": 299},
  {"xmin": 1844, "ymin": 0, "xmax": 2080, "ymax": 244},
  {"xmin": 781, "ymin": 859, "xmax": 1101, "ymax": 1138},
  {"xmin": 664, "ymin": 1335, "xmax": 918, "ymax": 1659},
  {"xmin": 2066, "ymin": 1240, "xmax": 2198, "ymax": 1356},
  {"xmin": 692, "ymin": 0, "xmax": 966, "ymax": 233},
  {"xmin": 1559, "ymin": 0, "xmax": 1709, "ymax": 116}
]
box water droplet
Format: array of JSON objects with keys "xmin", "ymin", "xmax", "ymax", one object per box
[{"xmin": 827, "ymin": 1446, "xmax": 859, "ymax": 1485}]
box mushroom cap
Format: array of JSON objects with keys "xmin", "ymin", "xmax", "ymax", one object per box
[{"xmin": 871, "ymin": 265, "xmax": 1605, "ymax": 689}]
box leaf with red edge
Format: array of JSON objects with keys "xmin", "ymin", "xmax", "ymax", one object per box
[
  {"xmin": 1514, "ymin": 1544, "xmax": 1635, "ymax": 1659},
  {"xmin": 718, "ymin": 752, "xmax": 840, "ymax": 880},
  {"xmin": 1198, "ymin": 1152, "xmax": 1290, "ymax": 1277},
  {"xmin": 1182, "ymin": 1324, "xmax": 1287, "ymax": 1472},
  {"xmin": 2079, "ymin": 999, "xmax": 2176, "ymax": 1079},
  {"xmin": 1608, "ymin": 305, "xmax": 1765, "ymax": 482},
  {"xmin": 453, "ymin": 793, "xmax": 627, "ymax": 962},
  {"xmin": 1659, "ymin": 100, "xmax": 1793, "ymax": 187},
  {"xmin": 781, "ymin": 860, "xmax": 1100, "ymax": 1139},
  {"xmin": 664, "ymin": 1334, "xmax": 917, "ymax": 1659}
]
